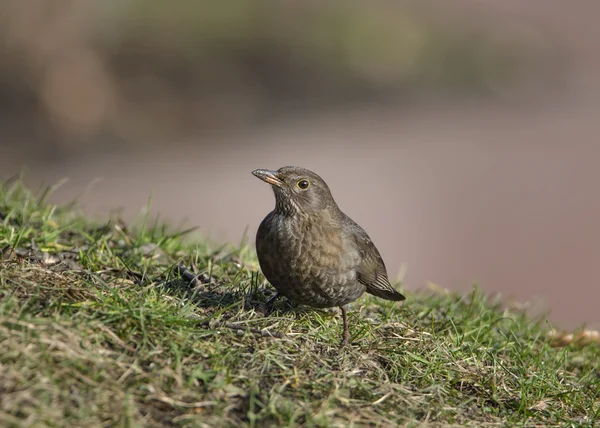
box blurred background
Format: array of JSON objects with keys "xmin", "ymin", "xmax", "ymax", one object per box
[{"xmin": 1, "ymin": 0, "xmax": 598, "ymax": 329}]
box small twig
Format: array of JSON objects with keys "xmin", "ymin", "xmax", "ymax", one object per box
[
  {"xmin": 176, "ymin": 265, "xmax": 200, "ymax": 285},
  {"xmin": 199, "ymin": 320, "xmax": 284, "ymax": 339}
]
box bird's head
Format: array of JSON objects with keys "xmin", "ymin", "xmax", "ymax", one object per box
[{"xmin": 252, "ymin": 166, "xmax": 339, "ymax": 216}]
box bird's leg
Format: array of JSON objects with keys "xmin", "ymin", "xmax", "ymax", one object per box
[
  {"xmin": 340, "ymin": 306, "xmax": 350, "ymax": 346},
  {"xmin": 265, "ymin": 292, "xmax": 280, "ymax": 306},
  {"xmin": 263, "ymin": 292, "xmax": 280, "ymax": 316}
]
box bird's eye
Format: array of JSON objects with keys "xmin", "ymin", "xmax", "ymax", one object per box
[{"xmin": 296, "ymin": 179, "xmax": 310, "ymax": 190}]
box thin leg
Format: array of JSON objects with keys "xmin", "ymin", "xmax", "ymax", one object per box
[
  {"xmin": 263, "ymin": 292, "xmax": 280, "ymax": 316},
  {"xmin": 340, "ymin": 306, "xmax": 350, "ymax": 346},
  {"xmin": 265, "ymin": 292, "xmax": 280, "ymax": 306}
]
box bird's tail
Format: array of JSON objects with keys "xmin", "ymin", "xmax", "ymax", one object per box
[{"xmin": 366, "ymin": 284, "xmax": 406, "ymax": 301}]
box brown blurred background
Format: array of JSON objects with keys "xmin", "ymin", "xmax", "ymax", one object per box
[{"xmin": 1, "ymin": 0, "xmax": 598, "ymax": 329}]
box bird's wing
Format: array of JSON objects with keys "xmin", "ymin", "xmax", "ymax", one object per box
[{"xmin": 344, "ymin": 217, "xmax": 405, "ymax": 302}]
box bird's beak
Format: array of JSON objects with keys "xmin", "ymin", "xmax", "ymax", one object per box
[{"xmin": 252, "ymin": 169, "xmax": 285, "ymax": 188}]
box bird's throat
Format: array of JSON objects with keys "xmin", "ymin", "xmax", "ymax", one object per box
[{"xmin": 273, "ymin": 189, "xmax": 301, "ymax": 217}]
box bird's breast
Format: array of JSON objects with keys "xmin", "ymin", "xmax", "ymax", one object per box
[{"xmin": 257, "ymin": 212, "xmax": 360, "ymax": 285}]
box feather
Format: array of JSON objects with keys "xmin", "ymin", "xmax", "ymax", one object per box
[{"xmin": 344, "ymin": 216, "xmax": 406, "ymax": 302}]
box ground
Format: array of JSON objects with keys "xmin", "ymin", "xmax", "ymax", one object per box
[{"xmin": 0, "ymin": 180, "xmax": 598, "ymax": 427}]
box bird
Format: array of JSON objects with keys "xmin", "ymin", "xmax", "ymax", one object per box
[{"xmin": 252, "ymin": 166, "xmax": 405, "ymax": 345}]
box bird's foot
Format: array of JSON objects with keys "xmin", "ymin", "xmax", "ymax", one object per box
[
  {"xmin": 261, "ymin": 292, "xmax": 280, "ymax": 316},
  {"xmin": 340, "ymin": 334, "xmax": 350, "ymax": 347},
  {"xmin": 264, "ymin": 292, "xmax": 280, "ymax": 306}
]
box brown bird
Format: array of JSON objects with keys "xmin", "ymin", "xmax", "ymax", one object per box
[{"xmin": 252, "ymin": 166, "xmax": 405, "ymax": 345}]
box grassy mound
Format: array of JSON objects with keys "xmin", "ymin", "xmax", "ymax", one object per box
[{"xmin": 0, "ymin": 180, "xmax": 598, "ymax": 426}]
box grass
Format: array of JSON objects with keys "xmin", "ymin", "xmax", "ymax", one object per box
[{"xmin": 0, "ymin": 179, "xmax": 598, "ymax": 427}]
